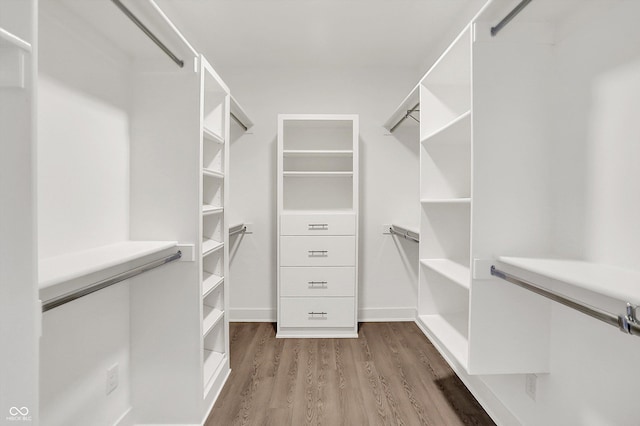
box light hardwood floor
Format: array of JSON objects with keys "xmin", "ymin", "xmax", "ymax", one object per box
[{"xmin": 206, "ymin": 322, "xmax": 495, "ymax": 426}]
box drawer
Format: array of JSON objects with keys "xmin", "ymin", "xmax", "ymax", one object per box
[
  {"xmin": 280, "ymin": 297, "xmax": 355, "ymax": 328},
  {"xmin": 280, "ymin": 267, "xmax": 355, "ymax": 297},
  {"xmin": 280, "ymin": 236, "xmax": 355, "ymax": 267},
  {"xmin": 281, "ymin": 213, "xmax": 356, "ymax": 236}
]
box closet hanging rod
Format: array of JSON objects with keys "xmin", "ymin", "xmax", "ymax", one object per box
[
  {"xmin": 490, "ymin": 265, "xmax": 640, "ymax": 337},
  {"xmin": 490, "ymin": 0, "xmax": 533, "ymax": 36},
  {"xmin": 111, "ymin": 0, "xmax": 185, "ymax": 68},
  {"xmin": 389, "ymin": 225, "xmax": 419, "ymax": 243},
  {"xmin": 42, "ymin": 250, "xmax": 182, "ymax": 312},
  {"xmin": 230, "ymin": 112, "xmax": 249, "ymax": 131},
  {"xmin": 229, "ymin": 224, "xmax": 247, "ymax": 237},
  {"xmin": 390, "ymin": 103, "xmax": 420, "ymax": 133}
]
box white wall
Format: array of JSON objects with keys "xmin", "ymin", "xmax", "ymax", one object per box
[{"xmin": 224, "ymin": 66, "xmax": 421, "ymax": 321}]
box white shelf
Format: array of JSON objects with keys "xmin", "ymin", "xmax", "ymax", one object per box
[
  {"xmin": 498, "ymin": 257, "xmax": 640, "ymax": 304},
  {"xmin": 418, "ymin": 312, "xmax": 469, "ymax": 368},
  {"xmin": 0, "ymin": 27, "xmax": 31, "ymax": 51},
  {"xmin": 203, "ymin": 127, "xmax": 225, "ymax": 144},
  {"xmin": 203, "ymin": 306, "xmax": 224, "ymax": 337},
  {"xmin": 203, "ymin": 350, "xmax": 225, "ymax": 388},
  {"xmin": 421, "ymin": 259, "xmax": 470, "ymax": 290},
  {"xmin": 421, "ymin": 198, "xmax": 471, "ymax": 204},
  {"xmin": 421, "ymin": 110, "xmax": 471, "ymax": 143},
  {"xmin": 283, "ymin": 150, "xmax": 353, "ymax": 157},
  {"xmin": 203, "ymin": 273, "xmax": 224, "ymax": 297},
  {"xmin": 202, "ymin": 239, "xmax": 224, "ymax": 256},
  {"xmin": 203, "ymin": 168, "xmax": 224, "ymax": 179},
  {"xmin": 281, "ymin": 209, "xmax": 356, "ymax": 215},
  {"xmin": 283, "ymin": 171, "xmax": 353, "ymax": 177},
  {"xmin": 383, "ymin": 85, "xmax": 420, "ymax": 130},
  {"xmin": 39, "ymin": 241, "xmax": 177, "ymax": 289},
  {"xmin": 202, "ymin": 205, "xmax": 223, "ymax": 215}
]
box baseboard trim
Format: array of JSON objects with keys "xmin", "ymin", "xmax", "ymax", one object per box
[
  {"xmin": 358, "ymin": 307, "xmax": 416, "ymax": 322},
  {"xmin": 414, "ymin": 318, "xmax": 521, "ymax": 426},
  {"xmin": 229, "ymin": 308, "xmax": 276, "ymax": 322}
]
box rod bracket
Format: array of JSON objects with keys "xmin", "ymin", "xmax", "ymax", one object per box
[{"xmin": 619, "ymin": 303, "xmax": 639, "ymax": 334}]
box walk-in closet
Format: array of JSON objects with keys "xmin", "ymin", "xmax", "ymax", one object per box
[{"xmin": 2, "ymin": 0, "xmax": 639, "ymax": 424}]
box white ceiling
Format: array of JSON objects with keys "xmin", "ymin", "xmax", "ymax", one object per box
[{"xmin": 155, "ymin": 0, "xmax": 485, "ymax": 69}]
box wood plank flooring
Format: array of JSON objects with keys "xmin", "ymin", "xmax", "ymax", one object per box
[{"xmin": 206, "ymin": 322, "xmax": 495, "ymax": 426}]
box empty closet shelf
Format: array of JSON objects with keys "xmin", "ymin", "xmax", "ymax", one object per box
[
  {"xmin": 202, "ymin": 239, "xmax": 224, "ymax": 256},
  {"xmin": 39, "ymin": 241, "xmax": 178, "ymax": 301},
  {"xmin": 203, "ymin": 205, "xmax": 224, "ymax": 215},
  {"xmin": 203, "ymin": 169, "xmax": 224, "ymax": 179},
  {"xmin": 283, "ymin": 150, "xmax": 353, "ymax": 157},
  {"xmin": 203, "ymin": 273, "xmax": 224, "ymax": 297},
  {"xmin": 203, "ymin": 127, "xmax": 224, "ymax": 144},
  {"xmin": 283, "ymin": 171, "xmax": 353, "ymax": 177},
  {"xmin": 421, "ymin": 198, "xmax": 471, "ymax": 204},
  {"xmin": 203, "ymin": 306, "xmax": 224, "ymax": 336},
  {"xmin": 497, "ymin": 257, "xmax": 640, "ymax": 305},
  {"xmin": 420, "ymin": 110, "xmax": 471, "ymax": 144},
  {"xmin": 421, "ymin": 259, "xmax": 470, "ymax": 289}
]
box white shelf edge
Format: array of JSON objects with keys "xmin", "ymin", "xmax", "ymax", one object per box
[
  {"xmin": 203, "ymin": 168, "xmax": 225, "ymax": 179},
  {"xmin": 383, "ymin": 85, "xmax": 420, "ymax": 130},
  {"xmin": 417, "ymin": 313, "xmax": 469, "ymax": 369},
  {"xmin": 230, "ymin": 95, "xmax": 253, "ymax": 129},
  {"xmin": 420, "ymin": 110, "xmax": 471, "ymax": 143},
  {"xmin": 283, "ymin": 150, "xmax": 353, "ymax": 157},
  {"xmin": 202, "ymin": 239, "xmax": 224, "ymax": 257},
  {"xmin": 39, "ymin": 240, "xmax": 178, "ymax": 289},
  {"xmin": 0, "ymin": 27, "xmax": 31, "ymax": 52},
  {"xmin": 497, "ymin": 256, "xmax": 640, "ymax": 305},
  {"xmin": 203, "ymin": 273, "xmax": 224, "ymax": 297},
  {"xmin": 203, "ymin": 127, "xmax": 225, "ymax": 144},
  {"xmin": 283, "ymin": 171, "xmax": 353, "ymax": 177},
  {"xmin": 421, "ymin": 198, "xmax": 471, "ymax": 204},
  {"xmin": 202, "ymin": 205, "xmax": 224, "ymax": 215},
  {"xmin": 420, "ymin": 259, "xmax": 470, "ymax": 290},
  {"xmin": 203, "ymin": 306, "xmax": 224, "ymax": 337}
]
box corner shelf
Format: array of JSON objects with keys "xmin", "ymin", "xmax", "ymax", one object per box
[
  {"xmin": 420, "ymin": 259, "xmax": 470, "ymax": 290},
  {"xmin": 203, "ymin": 350, "xmax": 225, "ymax": 387}
]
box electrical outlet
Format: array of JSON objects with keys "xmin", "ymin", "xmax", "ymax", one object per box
[
  {"xmin": 106, "ymin": 364, "xmax": 119, "ymax": 395},
  {"xmin": 525, "ymin": 374, "xmax": 537, "ymax": 401}
]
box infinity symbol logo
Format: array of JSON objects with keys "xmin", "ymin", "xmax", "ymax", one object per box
[{"xmin": 9, "ymin": 407, "xmax": 29, "ymax": 416}]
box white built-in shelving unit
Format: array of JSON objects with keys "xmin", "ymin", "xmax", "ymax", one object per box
[
  {"xmin": 277, "ymin": 114, "xmax": 359, "ymax": 338},
  {"xmin": 385, "ymin": 0, "xmax": 640, "ymax": 381},
  {"xmin": 32, "ymin": 0, "xmax": 251, "ymax": 424}
]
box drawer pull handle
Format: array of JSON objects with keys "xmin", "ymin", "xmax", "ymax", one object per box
[
  {"xmin": 308, "ymin": 250, "xmax": 328, "ymax": 256},
  {"xmin": 308, "ymin": 281, "xmax": 328, "ymax": 288},
  {"xmin": 308, "ymin": 223, "xmax": 329, "ymax": 230},
  {"xmin": 308, "ymin": 311, "xmax": 327, "ymax": 319}
]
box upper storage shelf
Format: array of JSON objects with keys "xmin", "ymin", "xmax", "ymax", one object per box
[
  {"xmin": 282, "ymin": 117, "xmax": 355, "ymax": 151},
  {"xmin": 0, "ymin": 26, "xmax": 32, "ymax": 51}
]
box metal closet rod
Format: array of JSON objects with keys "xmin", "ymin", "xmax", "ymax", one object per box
[
  {"xmin": 230, "ymin": 113, "xmax": 249, "ymax": 132},
  {"xmin": 42, "ymin": 251, "xmax": 182, "ymax": 312},
  {"xmin": 111, "ymin": 0, "xmax": 185, "ymax": 68},
  {"xmin": 229, "ymin": 224, "xmax": 247, "ymax": 237},
  {"xmin": 490, "ymin": 266, "xmax": 640, "ymax": 337},
  {"xmin": 390, "ymin": 102, "xmax": 420, "ymax": 133},
  {"xmin": 491, "ymin": 0, "xmax": 533, "ymax": 36},
  {"xmin": 389, "ymin": 225, "xmax": 419, "ymax": 243}
]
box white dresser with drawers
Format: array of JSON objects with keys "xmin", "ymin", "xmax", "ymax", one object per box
[{"xmin": 277, "ymin": 114, "xmax": 359, "ymax": 338}]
